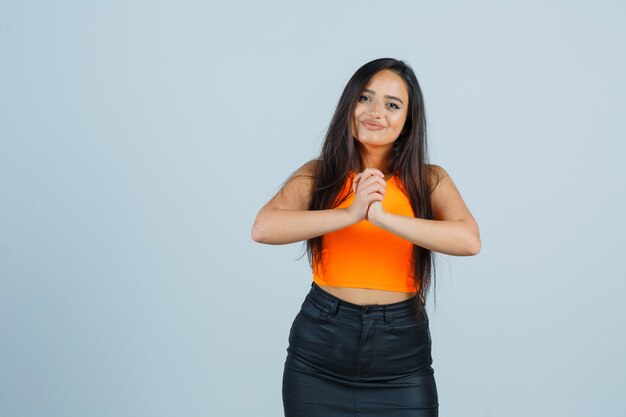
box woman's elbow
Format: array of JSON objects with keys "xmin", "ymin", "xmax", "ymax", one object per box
[
  {"xmin": 466, "ymin": 232, "xmax": 481, "ymax": 256},
  {"xmin": 251, "ymin": 218, "xmax": 268, "ymax": 243},
  {"xmin": 468, "ymin": 240, "xmax": 480, "ymax": 255}
]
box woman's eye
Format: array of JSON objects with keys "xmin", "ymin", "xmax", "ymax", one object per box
[
  {"xmin": 359, "ymin": 95, "xmax": 370, "ymax": 102},
  {"xmin": 388, "ymin": 103, "xmax": 400, "ymax": 110}
]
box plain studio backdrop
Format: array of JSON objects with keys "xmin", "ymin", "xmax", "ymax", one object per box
[{"xmin": 1, "ymin": 1, "xmax": 625, "ymax": 416}]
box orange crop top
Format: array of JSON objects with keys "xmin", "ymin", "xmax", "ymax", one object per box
[{"xmin": 312, "ymin": 171, "xmax": 418, "ymax": 292}]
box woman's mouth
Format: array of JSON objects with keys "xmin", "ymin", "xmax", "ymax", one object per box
[{"xmin": 361, "ymin": 120, "xmax": 385, "ymax": 130}]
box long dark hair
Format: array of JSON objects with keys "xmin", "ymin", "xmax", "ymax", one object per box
[{"xmin": 303, "ymin": 58, "xmax": 441, "ymax": 314}]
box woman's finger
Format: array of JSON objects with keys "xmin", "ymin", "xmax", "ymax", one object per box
[
  {"xmin": 361, "ymin": 168, "xmax": 385, "ymax": 178},
  {"xmin": 361, "ymin": 174, "xmax": 387, "ymax": 190},
  {"xmin": 352, "ymin": 173, "xmax": 362, "ymax": 194},
  {"xmin": 354, "ymin": 169, "xmax": 383, "ymax": 188},
  {"xmin": 364, "ymin": 191, "xmax": 384, "ymax": 205}
]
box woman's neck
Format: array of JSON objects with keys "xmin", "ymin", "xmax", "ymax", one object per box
[{"xmin": 357, "ymin": 143, "xmax": 392, "ymax": 174}]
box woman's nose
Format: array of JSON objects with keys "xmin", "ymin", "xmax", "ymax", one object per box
[{"xmin": 368, "ymin": 100, "xmax": 384, "ymax": 116}]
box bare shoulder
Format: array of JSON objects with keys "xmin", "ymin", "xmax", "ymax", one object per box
[
  {"xmin": 266, "ymin": 159, "xmax": 319, "ymax": 210},
  {"xmin": 425, "ymin": 163, "xmax": 475, "ymax": 223},
  {"xmin": 426, "ymin": 163, "xmax": 449, "ymax": 192},
  {"xmin": 289, "ymin": 158, "xmax": 319, "ymax": 180}
]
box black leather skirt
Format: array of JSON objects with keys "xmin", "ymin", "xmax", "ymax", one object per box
[{"xmin": 282, "ymin": 281, "xmax": 439, "ymax": 417}]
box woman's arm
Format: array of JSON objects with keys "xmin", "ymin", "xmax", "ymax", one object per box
[
  {"xmin": 251, "ymin": 161, "xmax": 385, "ymax": 245},
  {"xmin": 367, "ymin": 165, "xmax": 481, "ymax": 256}
]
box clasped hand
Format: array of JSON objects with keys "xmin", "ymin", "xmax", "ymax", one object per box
[{"xmin": 348, "ymin": 168, "xmax": 388, "ymax": 223}]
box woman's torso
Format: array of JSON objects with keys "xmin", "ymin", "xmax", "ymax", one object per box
[{"xmin": 315, "ymin": 171, "xmax": 417, "ymax": 306}]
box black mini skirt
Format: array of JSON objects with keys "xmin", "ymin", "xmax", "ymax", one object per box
[{"xmin": 282, "ymin": 281, "xmax": 439, "ymax": 417}]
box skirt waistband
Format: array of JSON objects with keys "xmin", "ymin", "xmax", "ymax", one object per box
[{"xmin": 307, "ymin": 281, "xmax": 424, "ymax": 319}]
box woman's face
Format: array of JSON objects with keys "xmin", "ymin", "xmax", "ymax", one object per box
[{"xmin": 352, "ymin": 69, "xmax": 409, "ymax": 153}]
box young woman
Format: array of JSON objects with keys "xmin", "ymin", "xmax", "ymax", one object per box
[{"xmin": 252, "ymin": 58, "xmax": 480, "ymax": 417}]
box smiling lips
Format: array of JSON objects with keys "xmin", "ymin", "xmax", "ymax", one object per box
[{"xmin": 361, "ymin": 120, "xmax": 385, "ymax": 130}]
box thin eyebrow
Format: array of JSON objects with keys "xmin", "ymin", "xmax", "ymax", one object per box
[{"xmin": 362, "ymin": 88, "xmax": 404, "ymax": 105}]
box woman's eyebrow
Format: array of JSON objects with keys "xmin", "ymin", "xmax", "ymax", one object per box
[{"xmin": 363, "ymin": 88, "xmax": 404, "ymax": 105}]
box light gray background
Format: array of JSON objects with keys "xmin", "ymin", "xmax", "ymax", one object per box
[{"xmin": 1, "ymin": 1, "xmax": 625, "ymax": 416}]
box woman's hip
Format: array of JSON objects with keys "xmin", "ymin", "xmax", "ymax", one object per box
[{"xmin": 285, "ymin": 281, "xmax": 434, "ymax": 380}]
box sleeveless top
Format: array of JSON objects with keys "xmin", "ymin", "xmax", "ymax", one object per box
[{"xmin": 311, "ymin": 171, "xmax": 418, "ymax": 292}]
